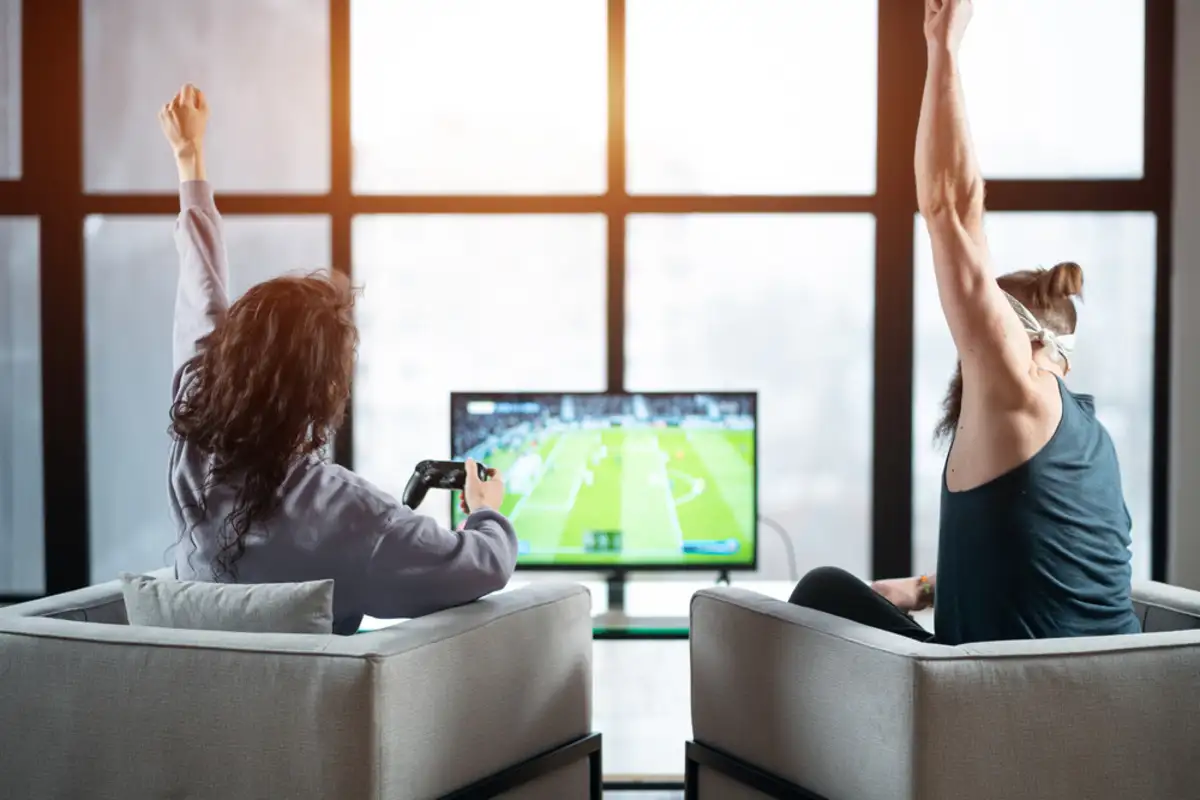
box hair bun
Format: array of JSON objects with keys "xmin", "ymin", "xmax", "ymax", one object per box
[{"xmin": 1032, "ymin": 261, "xmax": 1084, "ymax": 306}]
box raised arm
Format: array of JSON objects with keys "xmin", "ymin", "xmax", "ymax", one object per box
[
  {"xmin": 916, "ymin": 1, "xmax": 1034, "ymax": 399},
  {"xmin": 158, "ymin": 84, "xmax": 230, "ymax": 375}
]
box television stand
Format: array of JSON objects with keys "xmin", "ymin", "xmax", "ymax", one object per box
[
  {"xmin": 593, "ymin": 570, "xmax": 685, "ymax": 638},
  {"xmin": 590, "ymin": 570, "xmax": 738, "ymax": 639},
  {"xmin": 603, "ymin": 568, "xmax": 732, "ymax": 611},
  {"xmin": 605, "ymin": 570, "xmax": 628, "ymax": 614}
]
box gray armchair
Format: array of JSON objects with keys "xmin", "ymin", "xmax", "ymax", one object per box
[
  {"xmin": 0, "ymin": 574, "xmax": 599, "ymax": 800},
  {"xmin": 687, "ymin": 581, "xmax": 1200, "ymax": 800}
]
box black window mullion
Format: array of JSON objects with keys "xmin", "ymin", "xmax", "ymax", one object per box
[
  {"xmin": 606, "ymin": 0, "xmax": 627, "ymax": 394},
  {"xmin": 0, "ymin": 181, "xmax": 34, "ymax": 214},
  {"xmin": 1145, "ymin": 0, "xmax": 1176, "ymax": 583},
  {"xmin": 24, "ymin": 0, "xmax": 88, "ymax": 593},
  {"xmin": 872, "ymin": 0, "xmax": 926, "ymax": 580},
  {"xmin": 330, "ymin": 0, "xmax": 355, "ymax": 470},
  {"xmin": 981, "ymin": 180, "xmax": 1156, "ymax": 212}
]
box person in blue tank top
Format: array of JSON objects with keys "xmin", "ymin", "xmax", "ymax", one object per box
[{"xmin": 787, "ymin": 0, "xmax": 1141, "ymax": 645}]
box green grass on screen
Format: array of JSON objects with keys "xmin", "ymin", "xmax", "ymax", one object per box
[{"xmin": 453, "ymin": 426, "xmax": 755, "ymax": 566}]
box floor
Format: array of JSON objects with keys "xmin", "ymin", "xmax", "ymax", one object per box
[
  {"xmin": 604, "ymin": 793, "xmax": 681, "ymax": 799},
  {"xmin": 594, "ymin": 639, "xmax": 692, "ymax": 779}
]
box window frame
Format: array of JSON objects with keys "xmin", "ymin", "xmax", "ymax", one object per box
[{"xmin": 0, "ymin": 0, "xmax": 1176, "ymax": 599}]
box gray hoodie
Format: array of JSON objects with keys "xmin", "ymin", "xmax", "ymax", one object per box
[{"xmin": 168, "ymin": 181, "xmax": 518, "ymax": 634}]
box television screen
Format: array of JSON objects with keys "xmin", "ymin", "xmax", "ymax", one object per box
[{"xmin": 450, "ymin": 392, "xmax": 757, "ymax": 569}]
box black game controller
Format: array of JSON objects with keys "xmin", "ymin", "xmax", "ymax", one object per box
[{"xmin": 401, "ymin": 459, "xmax": 489, "ymax": 509}]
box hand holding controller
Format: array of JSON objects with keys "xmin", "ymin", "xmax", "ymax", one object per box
[
  {"xmin": 401, "ymin": 458, "xmax": 504, "ymax": 511},
  {"xmin": 462, "ymin": 457, "xmax": 505, "ymax": 515}
]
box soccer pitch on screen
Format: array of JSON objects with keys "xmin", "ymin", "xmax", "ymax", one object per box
[{"xmin": 450, "ymin": 393, "xmax": 757, "ymax": 568}]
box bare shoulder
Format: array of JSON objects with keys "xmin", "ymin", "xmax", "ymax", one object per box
[
  {"xmin": 959, "ymin": 354, "xmax": 1044, "ymax": 413},
  {"xmin": 947, "ymin": 368, "xmax": 1063, "ymax": 491},
  {"xmin": 1001, "ymin": 369, "xmax": 1064, "ymax": 445}
]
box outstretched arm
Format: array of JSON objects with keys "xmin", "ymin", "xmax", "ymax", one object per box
[
  {"xmin": 916, "ymin": 0, "xmax": 1033, "ymax": 401},
  {"xmin": 159, "ymin": 84, "xmax": 229, "ymax": 376},
  {"xmin": 360, "ymin": 506, "xmax": 519, "ymax": 619},
  {"xmin": 359, "ymin": 460, "xmax": 516, "ymax": 618}
]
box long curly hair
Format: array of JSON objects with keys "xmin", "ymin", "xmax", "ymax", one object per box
[
  {"xmin": 170, "ymin": 271, "xmax": 358, "ymax": 578},
  {"xmin": 935, "ymin": 261, "xmax": 1084, "ymax": 443}
]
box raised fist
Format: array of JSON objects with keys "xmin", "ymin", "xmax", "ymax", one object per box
[
  {"xmin": 158, "ymin": 84, "xmax": 209, "ymax": 157},
  {"xmin": 924, "ymin": 0, "xmax": 974, "ymax": 54}
]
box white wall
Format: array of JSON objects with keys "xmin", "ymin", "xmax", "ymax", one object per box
[{"xmin": 1169, "ymin": 0, "xmax": 1200, "ymax": 588}]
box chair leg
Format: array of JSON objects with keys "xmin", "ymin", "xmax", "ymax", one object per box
[
  {"xmin": 589, "ymin": 745, "xmax": 603, "ymax": 800},
  {"xmin": 684, "ymin": 752, "xmax": 699, "ymax": 800}
]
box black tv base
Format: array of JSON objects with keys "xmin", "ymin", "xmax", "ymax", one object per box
[
  {"xmin": 593, "ymin": 569, "xmax": 735, "ymax": 639},
  {"xmin": 605, "ymin": 570, "xmax": 629, "ymax": 614},
  {"xmin": 602, "ymin": 569, "xmax": 733, "ymax": 614}
]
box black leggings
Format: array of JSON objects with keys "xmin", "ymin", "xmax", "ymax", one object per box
[{"xmin": 788, "ymin": 566, "xmax": 935, "ymax": 643}]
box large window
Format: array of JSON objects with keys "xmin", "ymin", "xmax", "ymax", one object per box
[
  {"xmin": 0, "ymin": 218, "xmax": 43, "ymax": 593},
  {"xmin": 625, "ymin": 0, "xmax": 878, "ymax": 195},
  {"xmin": 351, "ymin": 0, "xmax": 608, "ymax": 194},
  {"xmin": 0, "ymin": 1, "xmax": 1175, "ymax": 595},
  {"xmin": 626, "ymin": 214, "xmax": 875, "ymax": 575},
  {"xmin": 353, "ymin": 215, "xmax": 608, "ymax": 522},
  {"xmin": 957, "ymin": 0, "xmax": 1146, "ymax": 179},
  {"xmin": 0, "ymin": 0, "xmax": 18, "ymax": 179},
  {"xmin": 82, "ymin": 0, "xmax": 330, "ymax": 193}
]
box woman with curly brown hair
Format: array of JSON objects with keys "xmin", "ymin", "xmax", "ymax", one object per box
[{"xmin": 160, "ymin": 84, "xmax": 515, "ymax": 634}]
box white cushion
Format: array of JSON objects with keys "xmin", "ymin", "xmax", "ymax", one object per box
[{"xmin": 119, "ymin": 573, "xmax": 334, "ymax": 634}]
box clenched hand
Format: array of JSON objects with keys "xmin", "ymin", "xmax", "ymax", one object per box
[
  {"xmin": 924, "ymin": 0, "xmax": 974, "ymax": 55},
  {"xmin": 158, "ymin": 84, "xmax": 209, "ymax": 182}
]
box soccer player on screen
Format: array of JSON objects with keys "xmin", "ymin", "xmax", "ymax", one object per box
[
  {"xmin": 159, "ymin": 85, "xmax": 514, "ymax": 634},
  {"xmin": 787, "ymin": 0, "xmax": 1140, "ymax": 645}
]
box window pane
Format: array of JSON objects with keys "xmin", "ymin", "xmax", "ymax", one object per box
[
  {"xmin": 913, "ymin": 213, "xmax": 1156, "ymax": 580},
  {"xmin": 353, "ymin": 215, "xmax": 606, "ymax": 521},
  {"xmin": 351, "ymin": 0, "xmax": 607, "ymax": 194},
  {"xmin": 83, "ymin": 0, "xmax": 330, "ymax": 193},
  {"xmin": 86, "ymin": 216, "xmax": 331, "ymax": 582},
  {"xmin": 960, "ymin": 0, "xmax": 1144, "ymax": 178},
  {"xmin": 626, "ymin": 0, "xmax": 877, "ymax": 195},
  {"xmin": 0, "ymin": 218, "xmax": 43, "ymax": 593},
  {"xmin": 626, "ymin": 214, "xmax": 875, "ymax": 578},
  {"xmin": 0, "ymin": 0, "xmax": 18, "ymax": 179}
]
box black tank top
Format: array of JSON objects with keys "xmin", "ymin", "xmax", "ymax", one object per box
[{"xmin": 934, "ymin": 376, "xmax": 1141, "ymax": 645}]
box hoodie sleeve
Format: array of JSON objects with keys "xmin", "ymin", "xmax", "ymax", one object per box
[
  {"xmin": 358, "ymin": 505, "xmax": 520, "ymax": 619},
  {"xmin": 172, "ymin": 180, "xmax": 230, "ymax": 378}
]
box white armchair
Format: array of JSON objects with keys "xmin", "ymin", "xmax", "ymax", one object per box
[
  {"xmin": 0, "ymin": 575, "xmax": 599, "ymax": 800},
  {"xmin": 686, "ymin": 582, "xmax": 1200, "ymax": 800}
]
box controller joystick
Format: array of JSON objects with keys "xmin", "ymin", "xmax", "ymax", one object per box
[{"xmin": 401, "ymin": 459, "xmax": 489, "ymax": 509}]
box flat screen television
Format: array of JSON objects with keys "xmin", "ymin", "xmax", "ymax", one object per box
[{"xmin": 450, "ymin": 392, "xmax": 757, "ymax": 570}]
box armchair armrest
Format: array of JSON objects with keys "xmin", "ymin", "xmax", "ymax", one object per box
[
  {"xmin": 340, "ymin": 581, "xmax": 595, "ymax": 799},
  {"xmin": 0, "ymin": 567, "xmax": 175, "ymax": 623},
  {"xmin": 1133, "ymin": 579, "xmax": 1200, "ymax": 628},
  {"xmin": 690, "ymin": 587, "xmax": 944, "ymax": 800}
]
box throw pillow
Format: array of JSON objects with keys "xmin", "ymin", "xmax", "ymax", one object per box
[{"xmin": 119, "ymin": 573, "xmax": 334, "ymax": 634}]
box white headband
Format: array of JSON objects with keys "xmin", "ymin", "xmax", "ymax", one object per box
[{"xmin": 1003, "ymin": 291, "xmax": 1075, "ymax": 368}]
